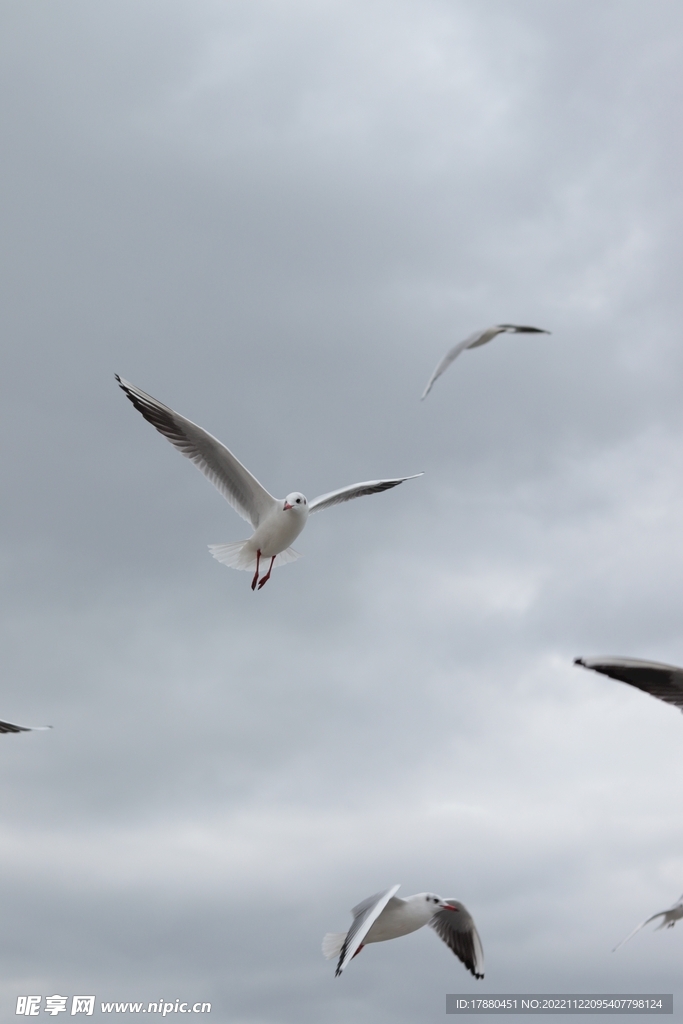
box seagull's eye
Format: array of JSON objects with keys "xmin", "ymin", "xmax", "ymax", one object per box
[{"xmin": 296, "ymin": 498, "xmax": 301, "ymax": 503}]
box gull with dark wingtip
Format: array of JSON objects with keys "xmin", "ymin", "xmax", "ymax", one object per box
[
  {"xmin": 116, "ymin": 376, "xmax": 422, "ymax": 590},
  {"xmin": 323, "ymin": 884, "xmax": 484, "ymax": 979},
  {"xmin": 421, "ymin": 324, "xmax": 550, "ymax": 399},
  {"xmin": 574, "ymin": 655, "xmax": 683, "ymax": 713}
]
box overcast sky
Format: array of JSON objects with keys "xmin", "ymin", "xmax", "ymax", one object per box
[{"xmin": 2, "ymin": 1, "xmax": 683, "ymax": 1020}]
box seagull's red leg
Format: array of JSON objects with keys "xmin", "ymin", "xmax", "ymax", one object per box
[
  {"xmin": 251, "ymin": 550, "xmax": 261, "ymax": 591},
  {"xmin": 257, "ymin": 555, "xmax": 276, "ymax": 590},
  {"xmin": 351, "ymin": 944, "xmax": 364, "ymax": 959}
]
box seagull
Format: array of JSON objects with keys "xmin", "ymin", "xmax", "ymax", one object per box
[
  {"xmin": 613, "ymin": 893, "xmax": 683, "ymax": 951},
  {"xmin": 322, "ymin": 884, "xmax": 484, "ymax": 978},
  {"xmin": 421, "ymin": 324, "xmax": 550, "ymax": 399},
  {"xmin": 116, "ymin": 377, "xmax": 422, "ymax": 590},
  {"xmin": 574, "ymin": 656, "xmax": 683, "ymax": 713},
  {"xmin": 0, "ymin": 720, "xmax": 51, "ymax": 734}
]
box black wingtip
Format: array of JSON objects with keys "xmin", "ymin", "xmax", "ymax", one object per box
[
  {"xmin": 574, "ymin": 657, "xmax": 585, "ymax": 666},
  {"xmin": 499, "ymin": 325, "xmax": 551, "ymax": 335},
  {"xmin": 0, "ymin": 720, "xmax": 50, "ymax": 734}
]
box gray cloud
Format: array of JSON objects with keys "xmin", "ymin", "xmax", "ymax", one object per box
[{"xmin": 1, "ymin": 1, "xmax": 683, "ymax": 1020}]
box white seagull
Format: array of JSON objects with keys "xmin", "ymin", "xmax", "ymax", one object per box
[
  {"xmin": 574, "ymin": 656, "xmax": 683, "ymax": 713},
  {"xmin": 116, "ymin": 377, "xmax": 422, "ymax": 590},
  {"xmin": 421, "ymin": 324, "xmax": 550, "ymax": 399},
  {"xmin": 0, "ymin": 720, "xmax": 51, "ymax": 734},
  {"xmin": 613, "ymin": 893, "xmax": 683, "ymax": 952},
  {"xmin": 323, "ymin": 884, "xmax": 484, "ymax": 978}
]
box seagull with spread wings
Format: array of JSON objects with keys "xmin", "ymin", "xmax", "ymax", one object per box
[
  {"xmin": 574, "ymin": 656, "xmax": 683, "ymax": 713},
  {"xmin": 421, "ymin": 324, "xmax": 550, "ymax": 399},
  {"xmin": 116, "ymin": 377, "xmax": 422, "ymax": 590},
  {"xmin": 613, "ymin": 894, "xmax": 683, "ymax": 952},
  {"xmin": 323, "ymin": 885, "xmax": 484, "ymax": 978}
]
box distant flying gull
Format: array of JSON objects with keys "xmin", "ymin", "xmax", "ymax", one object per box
[
  {"xmin": 116, "ymin": 376, "xmax": 422, "ymax": 590},
  {"xmin": 323, "ymin": 884, "xmax": 484, "ymax": 978},
  {"xmin": 574, "ymin": 656, "xmax": 683, "ymax": 713},
  {"xmin": 421, "ymin": 324, "xmax": 550, "ymax": 399},
  {"xmin": 0, "ymin": 720, "xmax": 51, "ymax": 734},
  {"xmin": 613, "ymin": 893, "xmax": 683, "ymax": 951}
]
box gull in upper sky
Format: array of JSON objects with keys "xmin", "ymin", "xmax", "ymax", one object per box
[
  {"xmin": 0, "ymin": 720, "xmax": 51, "ymax": 734},
  {"xmin": 116, "ymin": 377, "xmax": 422, "ymax": 590},
  {"xmin": 574, "ymin": 656, "xmax": 683, "ymax": 713},
  {"xmin": 421, "ymin": 324, "xmax": 551, "ymax": 399},
  {"xmin": 323, "ymin": 884, "xmax": 484, "ymax": 978},
  {"xmin": 613, "ymin": 893, "xmax": 683, "ymax": 952}
]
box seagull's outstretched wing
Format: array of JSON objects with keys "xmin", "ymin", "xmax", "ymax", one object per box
[
  {"xmin": 335, "ymin": 884, "xmax": 401, "ymax": 976},
  {"xmin": 309, "ymin": 475, "xmax": 422, "ymax": 514},
  {"xmin": 0, "ymin": 721, "xmax": 51, "ymax": 734},
  {"xmin": 613, "ymin": 911, "xmax": 667, "ymax": 952},
  {"xmin": 116, "ymin": 377, "xmax": 277, "ymax": 528},
  {"xmin": 574, "ymin": 656, "xmax": 683, "ymax": 712},
  {"xmin": 421, "ymin": 324, "xmax": 550, "ymax": 399},
  {"xmin": 495, "ymin": 324, "xmax": 550, "ymax": 337},
  {"xmin": 421, "ymin": 329, "xmax": 496, "ymax": 399},
  {"xmin": 429, "ymin": 900, "xmax": 484, "ymax": 979}
]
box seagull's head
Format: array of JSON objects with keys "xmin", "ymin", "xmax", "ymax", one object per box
[
  {"xmin": 406, "ymin": 892, "xmax": 457, "ymax": 923},
  {"xmin": 423, "ymin": 893, "xmax": 456, "ymax": 913},
  {"xmin": 283, "ymin": 492, "xmax": 308, "ymax": 515}
]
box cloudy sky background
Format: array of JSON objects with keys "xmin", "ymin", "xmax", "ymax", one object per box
[{"xmin": 1, "ymin": 1, "xmax": 683, "ymax": 1019}]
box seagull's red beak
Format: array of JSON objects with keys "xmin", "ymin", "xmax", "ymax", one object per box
[
  {"xmin": 284, "ymin": 502, "xmax": 293, "ymax": 510},
  {"xmin": 442, "ymin": 904, "xmax": 458, "ymax": 911}
]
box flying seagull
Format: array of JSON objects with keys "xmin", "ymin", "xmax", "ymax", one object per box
[
  {"xmin": 323, "ymin": 884, "xmax": 484, "ymax": 978},
  {"xmin": 116, "ymin": 376, "xmax": 422, "ymax": 590},
  {"xmin": 613, "ymin": 893, "xmax": 683, "ymax": 952},
  {"xmin": 421, "ymin": 324, "xmax": 550, "ymax": 399},
  {"xmin": 0, "ymin": 720, "xmax": 51, "ymax": 734},
  {"xmin": 574, "ymin": 656, "xmax": 683, "ymax": 713}
]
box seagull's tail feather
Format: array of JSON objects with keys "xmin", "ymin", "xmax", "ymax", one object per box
[
  {"xmin": 322, "ymin": 932, "xmax": 347, "ymax": 960},
  {"xmin": 273, "ymin": 547, "xmax": 302, "ymax": 567},
  {"xmin": 208, "ymin": 542, "xmax": 302, "ymax": 571},
  {"xmin": 208, "ymin": 541, "xmax": 255, "ymax": 570}
]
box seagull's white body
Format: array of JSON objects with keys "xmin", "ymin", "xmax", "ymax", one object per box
[
  {"xmin": 214, "ymin": 495, "xmax": 309, "ymax": 569},
  {"xmin": 323, "ymin": 885, "xmax": 484, "ymax": 979},
  {"xmin": 574, "ymin": 656, "xmax": 683, "ymax": 713},
  {"xmin": 421, "ymin": 324, "xmax": 550, "ymax": 399},
  {"xmin": 613, "ymin": 894, "xmax": 683, "ymax": 951},
  {"xmin": 116, "ymin": 377, "xmax": 421, "ymax": 589}
]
